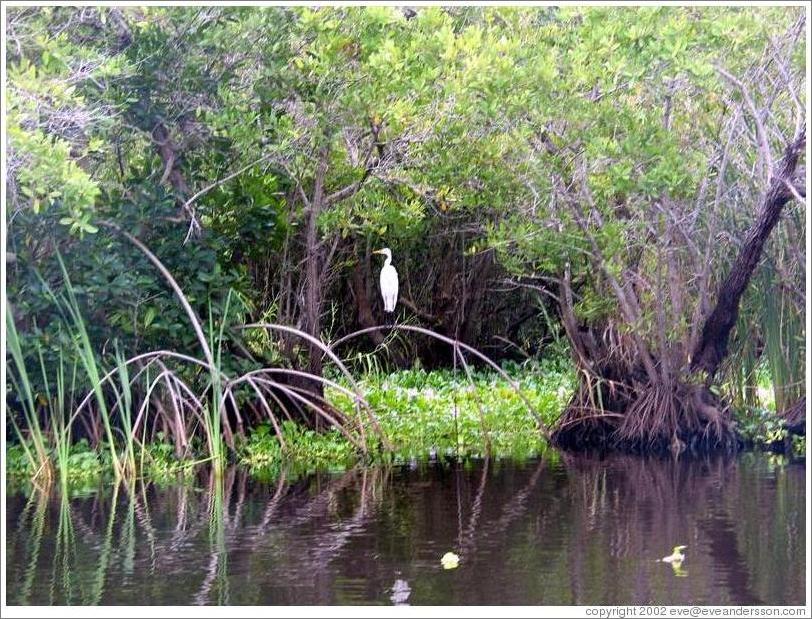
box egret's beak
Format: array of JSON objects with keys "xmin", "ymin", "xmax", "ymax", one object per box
[{"xmin": 372, "ymin": 249, "xmax": 385, "ymax": 254}]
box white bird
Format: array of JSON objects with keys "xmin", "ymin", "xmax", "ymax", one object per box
[
  {"xmin": 661, "ymin": 545, "xmax": 687, "ymax": 563},
  {"xmin": 373, "ymin": 247, "xmax": 398, "ymax": 313}
]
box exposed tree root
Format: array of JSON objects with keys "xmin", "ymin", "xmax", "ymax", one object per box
[
  {"xmin": 780, "ymin": 396, "xmax": 806, "ymax": 436},
  {"xmin": 552, "ymin": 370, "xmax": 740, "ymax": 455}
]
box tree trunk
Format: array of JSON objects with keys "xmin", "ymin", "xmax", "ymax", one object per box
[
  {"xmin": 350, "ymin": 259, "xmax": 385, "ymax": 347},
  {"xmin": 301, "ymin": 149, "xmax": 329, "ymax": 404},
  {"xmin": 691, "ymin": 130, "xmax": 806, "ymax": 378},
  {"xmin": 460, "ymin": 250, "xmax": 496, "ymax": 346},
  {"xmin": 153, "ymin": 122, "xmax": 190, "ymax": 199},
  {"xmin": 552, "ymin": 130, "xmax": 805, "ymax": 455},
  {"xmin": 349, "ymin": 258, "xmax": 410, "ymax": 368}
]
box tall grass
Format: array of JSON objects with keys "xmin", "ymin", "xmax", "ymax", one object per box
[
  {"xmin": 113, "ymin": 342, "xmax": 137, "ymax": 476},
  {"xmin": 206, "ymin": 289, "xmax": 234, "ymax": 474},
  {"xmin": 40, "ymin": 344, "xmax": 77, "ymax": 488},
  {"xmin": 6, "ymin": 311, "xmax": 53, "ymax": 483},
  {"xmin": 7, "ymin": 254, "xmax": 162, "ymax": 483},
  {"xmin": 760, "ymin": 264, "xmax": 804, "ymax": 413},
  {"xmin": 45, "ymin": 256, "xmax": 129, "ymax": 479},
  {"xmin": 728, "ymin": 311, "xmax": 760, "ymax": 411},
  {"xmin": 6, "ymin": 309, "xmax": 84, "ymax": 488}
]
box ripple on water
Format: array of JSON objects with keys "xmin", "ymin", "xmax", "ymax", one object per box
[{"xmin": 4, "ymin": 452, "xmax": 806, "ymax": 605}]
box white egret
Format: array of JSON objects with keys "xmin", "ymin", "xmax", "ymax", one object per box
[{"xmin": 373, "ymin": 248, "xmax": 399, "ymax": 313}]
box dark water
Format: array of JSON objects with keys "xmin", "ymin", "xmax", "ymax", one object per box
[{"xmin": 5, "ymin": 452, "xmax": 806, "ymax": 605}]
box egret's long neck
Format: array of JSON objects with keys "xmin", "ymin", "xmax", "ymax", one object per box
[{"xmin": 384, "ymin": 254, "xmax": 392, "ymax": 268}]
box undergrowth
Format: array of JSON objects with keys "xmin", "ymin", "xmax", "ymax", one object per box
[
  {"xmin": 9, "ymin": 356, "xmax": 803, "ymax": 491},
  {"xmin": 234, "ymin": 357, "xmax": 577, "ymax": 475}
]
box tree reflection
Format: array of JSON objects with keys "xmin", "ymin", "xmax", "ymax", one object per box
[{"xmin": 4, "ymin": 454, "xmax": 805, "ymax": 605}]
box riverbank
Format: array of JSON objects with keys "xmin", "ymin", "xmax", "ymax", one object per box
[
  {"xmin": 6, "ymin": 361, "xmax": 572, "ymax": 489},
  {"xmin": 6, "ymin": 361, "xmax": 804, "ymax": 494}
]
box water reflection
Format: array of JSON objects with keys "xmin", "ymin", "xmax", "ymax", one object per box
[
  {"xmin": 5, "ymin": 453, "xmax": 806, "ymax": 605},
  {"xmin": 390, "ymin": 577, "xmax": 411, "ymax": 605}
]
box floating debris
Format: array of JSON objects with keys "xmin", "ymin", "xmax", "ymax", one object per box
[
  {"xmin": 661, "ymin": 545, "xmax": 687, "ymax": 563},
  {"xmin": 670, "ymin": 561, "xmax": 688, "ymax": 578},
  {"xmin": 441, "ymin": 551, "xmax": 460, "ymax": 570}
]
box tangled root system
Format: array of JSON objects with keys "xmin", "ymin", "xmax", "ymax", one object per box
[
  {"xmin": 552, "ymin": 378, "xmax": 740, "ymax": 454},
  {"xmin": 551, "ymin": 327, "xmax": 740, "ymax": 454}
]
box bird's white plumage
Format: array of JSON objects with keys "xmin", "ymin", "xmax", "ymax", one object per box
[
  {"xmin": 380, "ymin": 264, "xmax": 398, "ymax": 312},
  {"xmin": 375, "ymin": 248, "xmax": 399, "ymax": 312},
  {"xmin": 661, "ymin": 545, "xmax": 686, "ymax": 563}
]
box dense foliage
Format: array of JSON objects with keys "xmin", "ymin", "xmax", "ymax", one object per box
[{"xmin": 5, "ymin": 6, "xmax": 806, "ymax": 481}]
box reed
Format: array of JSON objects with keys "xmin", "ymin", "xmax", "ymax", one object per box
[
  {"xmin": 206, "ymin": 289, "xmax": 234, "ymax": 474},
  {"xmin": 41, "ymin": 344, "xmax": 77, "ymax": 488},
  {"xmin": 760, "ymin": 266, "xmax": 804, "ymax": 413},
  {"xmin": 53, "ymin": 256, "xmax": 124, "ymax": 478},
  {"xmin": 113, "ymin": 343, "xmax": 138, "ymax": 477},
  {"xmin": 6, "ymin": 311, "xmax": 53, "ymax": 483}
]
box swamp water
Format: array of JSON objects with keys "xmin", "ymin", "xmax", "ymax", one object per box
[{"xmin": 5, "ymin": 452, "xmax": 806, "ymax": 605}]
